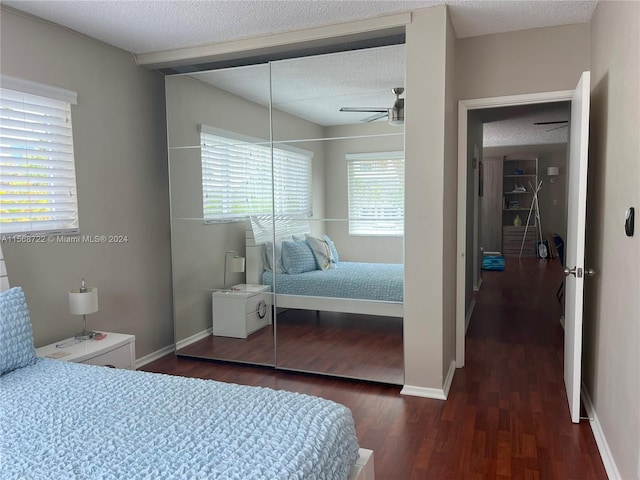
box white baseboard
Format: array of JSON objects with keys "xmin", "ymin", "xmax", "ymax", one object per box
[
  {"xmin": 473, "ymin": 277, "xmax": 483, "ymax": 292},
  {"xmin": 175, "ymin": 328, "xmax": 211, "ymax": 350},
  {"xmin": 136, "ymin": 344, "xmax": 174, "ymax": 369},
  {"xmin": 581, "ymin": 384, "xmax": 621, "ymax": 480},
  {"xmin": 465, "ymin": 298, "xmax": 476, "ymax": 333},
  {"xmin": 401, "ymin": 360, "xmax": 456, "ymax": 400}
]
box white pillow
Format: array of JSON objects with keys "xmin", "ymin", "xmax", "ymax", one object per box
[{"xmin": 305, "ymin": 235, "xmax": 335, "ymax": 271}]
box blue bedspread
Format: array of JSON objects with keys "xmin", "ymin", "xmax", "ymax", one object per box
[
  {"xmin": 263, "ymin": 261, "xmax": 403, "ymax": 302},
  {"xmin": 0, "ymin": 359, "xmax": 359, "ymax": 479}
]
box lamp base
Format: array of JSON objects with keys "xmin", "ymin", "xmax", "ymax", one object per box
[{"xmin": 74, "ymin": 330, "xmax": 96, "ymax": 341}]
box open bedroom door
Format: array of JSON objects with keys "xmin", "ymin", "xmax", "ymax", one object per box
[{"xmin": 563, "ymin": 71, "xmax": 591, "ymax": 424}]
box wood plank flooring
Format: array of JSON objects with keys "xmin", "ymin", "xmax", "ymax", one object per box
[
  {"xmin": 142, "ymin": 257, "xmax": 607, "ymax": 479},
  {"xmin": 176, "ymin": 309, "xmax": 404, "ymax": 384}
]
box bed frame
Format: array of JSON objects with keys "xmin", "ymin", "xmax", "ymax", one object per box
[{"xmin": 245, "ymin": 230, "xmax": 403, "ymax": 318}]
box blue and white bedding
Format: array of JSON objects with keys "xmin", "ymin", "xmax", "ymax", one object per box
[
  {"xmin": 263, "ymin": 261, "xmax": 403, "ymax": 303},
  {"xmin": 0, "ymin": 358, "xmax": 360, "ymax": 479}
]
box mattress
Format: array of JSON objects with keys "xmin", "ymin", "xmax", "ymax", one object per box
[
  {"xmin": 263, "ymin": 261, "xmax": 403, "ymax": 303},
  {"xmin": 0, "ymin": 358, "xmax": 359, "ymax": 480}
]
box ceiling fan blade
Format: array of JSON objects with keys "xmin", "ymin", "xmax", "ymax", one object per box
[
  {"xmin": 340, "ymin": 107, "xmax": 387, "ymax": 113},
  {"xmin": 363, "ymin": 112, "xmax": 388, "ymax": 123},
  {"xmin": 534, "ymin": 120, "xmax": 569, "ymax": 125},
  {"xmin": 546, "ymin": 124, "xmax": 568, "ymax": 132}
]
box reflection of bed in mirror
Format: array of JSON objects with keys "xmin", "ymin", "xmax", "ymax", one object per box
[{"xmin": 246, "ymin": 218, "xmax": 403, "ymax": 318}]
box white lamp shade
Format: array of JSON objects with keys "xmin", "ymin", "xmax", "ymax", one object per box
[
  {"xmin": 69, "ymin": 287, "xmax": 98, "ymax": 315},
  {"xmin": 228, "ymin": 256, "xmax": 245, "ymax": 273},
  {"xmin": 546, "ymin": 166, "xmax": 560, "ymax": 176}
]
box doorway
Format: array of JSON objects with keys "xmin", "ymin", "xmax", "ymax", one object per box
[{"xmin": 456, "ymin": 89, "xmax": 575, "ymax": 369}]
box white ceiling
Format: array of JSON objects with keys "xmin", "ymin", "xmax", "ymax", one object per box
[
  {"xmin": 2, "ymin": 0, "xmax": 592, "ymax": 140},
  {"xmin": 3, "ymin": 1, "xmax": 597, "ymax": 55}
]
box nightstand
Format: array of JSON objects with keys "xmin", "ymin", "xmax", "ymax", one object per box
[
  {"xmin": 36, "ymin": 332, "xmax": 136, "ymax": 369},
  {"xmin": 212, "ymin": 284, "xmax": 272, "ymax": 338}
]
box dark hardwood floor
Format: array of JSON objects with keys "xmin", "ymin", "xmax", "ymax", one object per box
[
  {"xmin": 142, "ymin": 257, "xmax": 607, "ymax": 479},
  {"xmin": 176, "ymin": 309, "xmax": 404, "ymax": 384}
]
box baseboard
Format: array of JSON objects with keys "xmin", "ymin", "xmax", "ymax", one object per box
[
  {"xmin": 175, "ymin": 328, "xmax": 211, "ymax": 350},
  {"xmin": 465, "ymin": 298, "xmax": 476, "ymax": 333},
  {"xmin": 402, "ymin": 360, "xmax": 456, "ymax": 400},
  {"xmin": 135, "ymin": 344, "xmax": 174, "ymax": 368},
  {"xmin": 581, "ymin": 384, "xmax": 622, "ymax": 480},
  {"xmin": 473, "ymin": 277, "xmax": 483, "ymax": 292}
]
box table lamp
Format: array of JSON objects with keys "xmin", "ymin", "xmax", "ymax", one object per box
[
  {"xmin": 69, "ymin": 278, "xmax": 98, "ymax": 340},
  {"xmin": 223, "ymin": 251, "xmax": 245, "ymax": 289}
]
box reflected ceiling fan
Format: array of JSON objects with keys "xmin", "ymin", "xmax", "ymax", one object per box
[
  {"xmin": 340, "ymin": 87, "xmax": 404, "ymax": 126},
  {"xmin": 534, "ymin": 120, "xmax": 568, "ymax": 132}
]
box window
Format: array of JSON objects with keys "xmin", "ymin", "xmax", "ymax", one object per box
[
  {"xmin": 200, "ymin": 126, "xmax": 312, "ymax": 221},
  {"xmin": 0, "ymin": 76, "xmax": 79, "ymax": 235},
  {"xmin": 347, "ymin": 151, "xmax": 404, "ymax": 236}
]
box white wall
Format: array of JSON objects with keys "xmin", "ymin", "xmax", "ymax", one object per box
[
  {"xmin": 585, "ymin": 1, "xmax": 640, "ymax": 478},
  {"xmin": 0, "ymin": 7, "xmax": 173, "ymax": 359}
]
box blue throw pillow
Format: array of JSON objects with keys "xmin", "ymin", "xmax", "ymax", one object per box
[
  {"xmin": 281, "ymin": 240, "xmax": 317, "ymax": 274},
  {"xmin": 0, "ymin": 287, "xmax": 37, "ymax": 375}
]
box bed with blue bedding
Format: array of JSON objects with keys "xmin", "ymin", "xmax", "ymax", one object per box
[
  {"xmin": 263, "ymin": 262, "xmax": 403, "ymax": 303},
  {"xmin": 0, "ymin": 285, "xmax": 367, "ymax": 480},
  {"xmin": 246, "ymin": 226, "xmax": 404, "ymax": 318}
]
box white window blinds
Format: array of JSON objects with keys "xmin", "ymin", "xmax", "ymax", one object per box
[
  {"xmin": 0, "ymin": 80, "xmax": 79, "ymax": 235},
  {"xmin": 347, "ymin": 151, "xmax": 404, "ymax": 236},
  {"xmin": 200, "ymin": 126, "xmax": 312, "ymax": 221}
]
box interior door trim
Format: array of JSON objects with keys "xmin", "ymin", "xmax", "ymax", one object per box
[{"xmin": 456, "ymin": 89, "xmax": 573, "ymax": 368}]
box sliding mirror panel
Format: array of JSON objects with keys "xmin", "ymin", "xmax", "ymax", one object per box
[
  {"xmin": 268, "ymin": 45, "xmax": 405, "ymax": 384},
  {"xmin": 166, "ymin": 64, "xmax": 276, "ymax": 366}
]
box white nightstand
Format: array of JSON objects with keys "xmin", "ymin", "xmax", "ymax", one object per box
[
  {"xmin": 212, "ymin": 284, "xmax": 272, "ymax": 338},
  {"xmin": 36, "ymin": 332, "xmax": 136, "ymax": 369}
]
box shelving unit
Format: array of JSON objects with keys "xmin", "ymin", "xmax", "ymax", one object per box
[{"xmin": 502, "ymin": 155, "xmax": 539, "ymax": 256}]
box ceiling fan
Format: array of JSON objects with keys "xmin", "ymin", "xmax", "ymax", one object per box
[
  {"xmin": 340, "ymin": 87, "xmax": 404, "ymax": 126},
  {"xmin": 534, "ymin": 120, "xmax": 568, "ymax": 132}
]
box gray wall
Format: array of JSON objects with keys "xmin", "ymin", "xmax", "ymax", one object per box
[
  {"xmin": 586, "ymin": 1, "xmax": 640, "ymax": 477},
  {"xmin": 166, "ymin": 74, "xmax": 326, "ymax": 342},
  {"xmin": 0, "ymin": 7, "xmax": 173, "ymax": 359},
  {"xmin": 323, "ymin": 121, "xmax": 404, "ymax": 264}
]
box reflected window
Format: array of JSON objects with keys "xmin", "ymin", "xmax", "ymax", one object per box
[
  {"xmin": 347, "ymin": 151, "xmax": 404, "ymax": 236},
  {"xmin": 200, "ymin": 125, "xmax": 312, "ymax": 221}
]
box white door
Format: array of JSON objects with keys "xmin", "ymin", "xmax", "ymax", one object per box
[{"xmin": 564, "ymin": 71, "xmax": 591, "ymax": 423}]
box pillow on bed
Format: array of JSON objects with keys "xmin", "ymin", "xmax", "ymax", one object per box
[
  {"xmin": 0, "ymin": 286, "xmax": 36, "ymax": 375},
  {"xmin": 262, "ymin": 239, "xmax": 289, "ymax": 273},
  {"xmin": 281, "ymin": 240, "xmax": 317, "ymax": 274},
  {"xmin": 306, "ymin": 235, "xmax": 336, "ymax": 271},
  {"xmin": 323, "ymin": 234, "xmax": 340, "ymax": 264}
]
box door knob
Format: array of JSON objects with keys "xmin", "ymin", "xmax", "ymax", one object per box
[
  {"xmin": 564, "ymin": 266, "xmax": 583, "ymax": 278},
  {"xmin": 563, "ymin": 267, "xmax": 596, "ymax": 278}
]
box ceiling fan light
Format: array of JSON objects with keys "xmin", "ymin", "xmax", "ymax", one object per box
[{"xmin": 388, "ymin": 108, "xmax": 404, "ymax": 126}]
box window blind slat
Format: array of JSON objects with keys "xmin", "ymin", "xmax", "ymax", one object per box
[
  {"xmin": 200, "ymin": 129, "xmax": 311, "ymax": 221},
  {"xmin": 0, "ymin": 85, "xmax": 78, "ymax": 234},
  {"xmin": 348, "ymin": 155, "xmax": 404, "ymax": 236}
]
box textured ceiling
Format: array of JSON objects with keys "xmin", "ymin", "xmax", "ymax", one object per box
[
  {"xmin": 2, "ymin": 1, "xmax": 597, "ymax": 55},
  {"xmin": 2, "ymin": 0, "xmax": 590, "ymax": 142},
  {"xmin": 194, "ymin": 44, "xmax": 405, "ymax": 126}
]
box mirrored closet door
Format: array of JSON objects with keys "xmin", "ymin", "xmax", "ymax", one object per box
[{"xmin": 166, "ymin": 42, "xmax": 406, "ymax": 384}]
